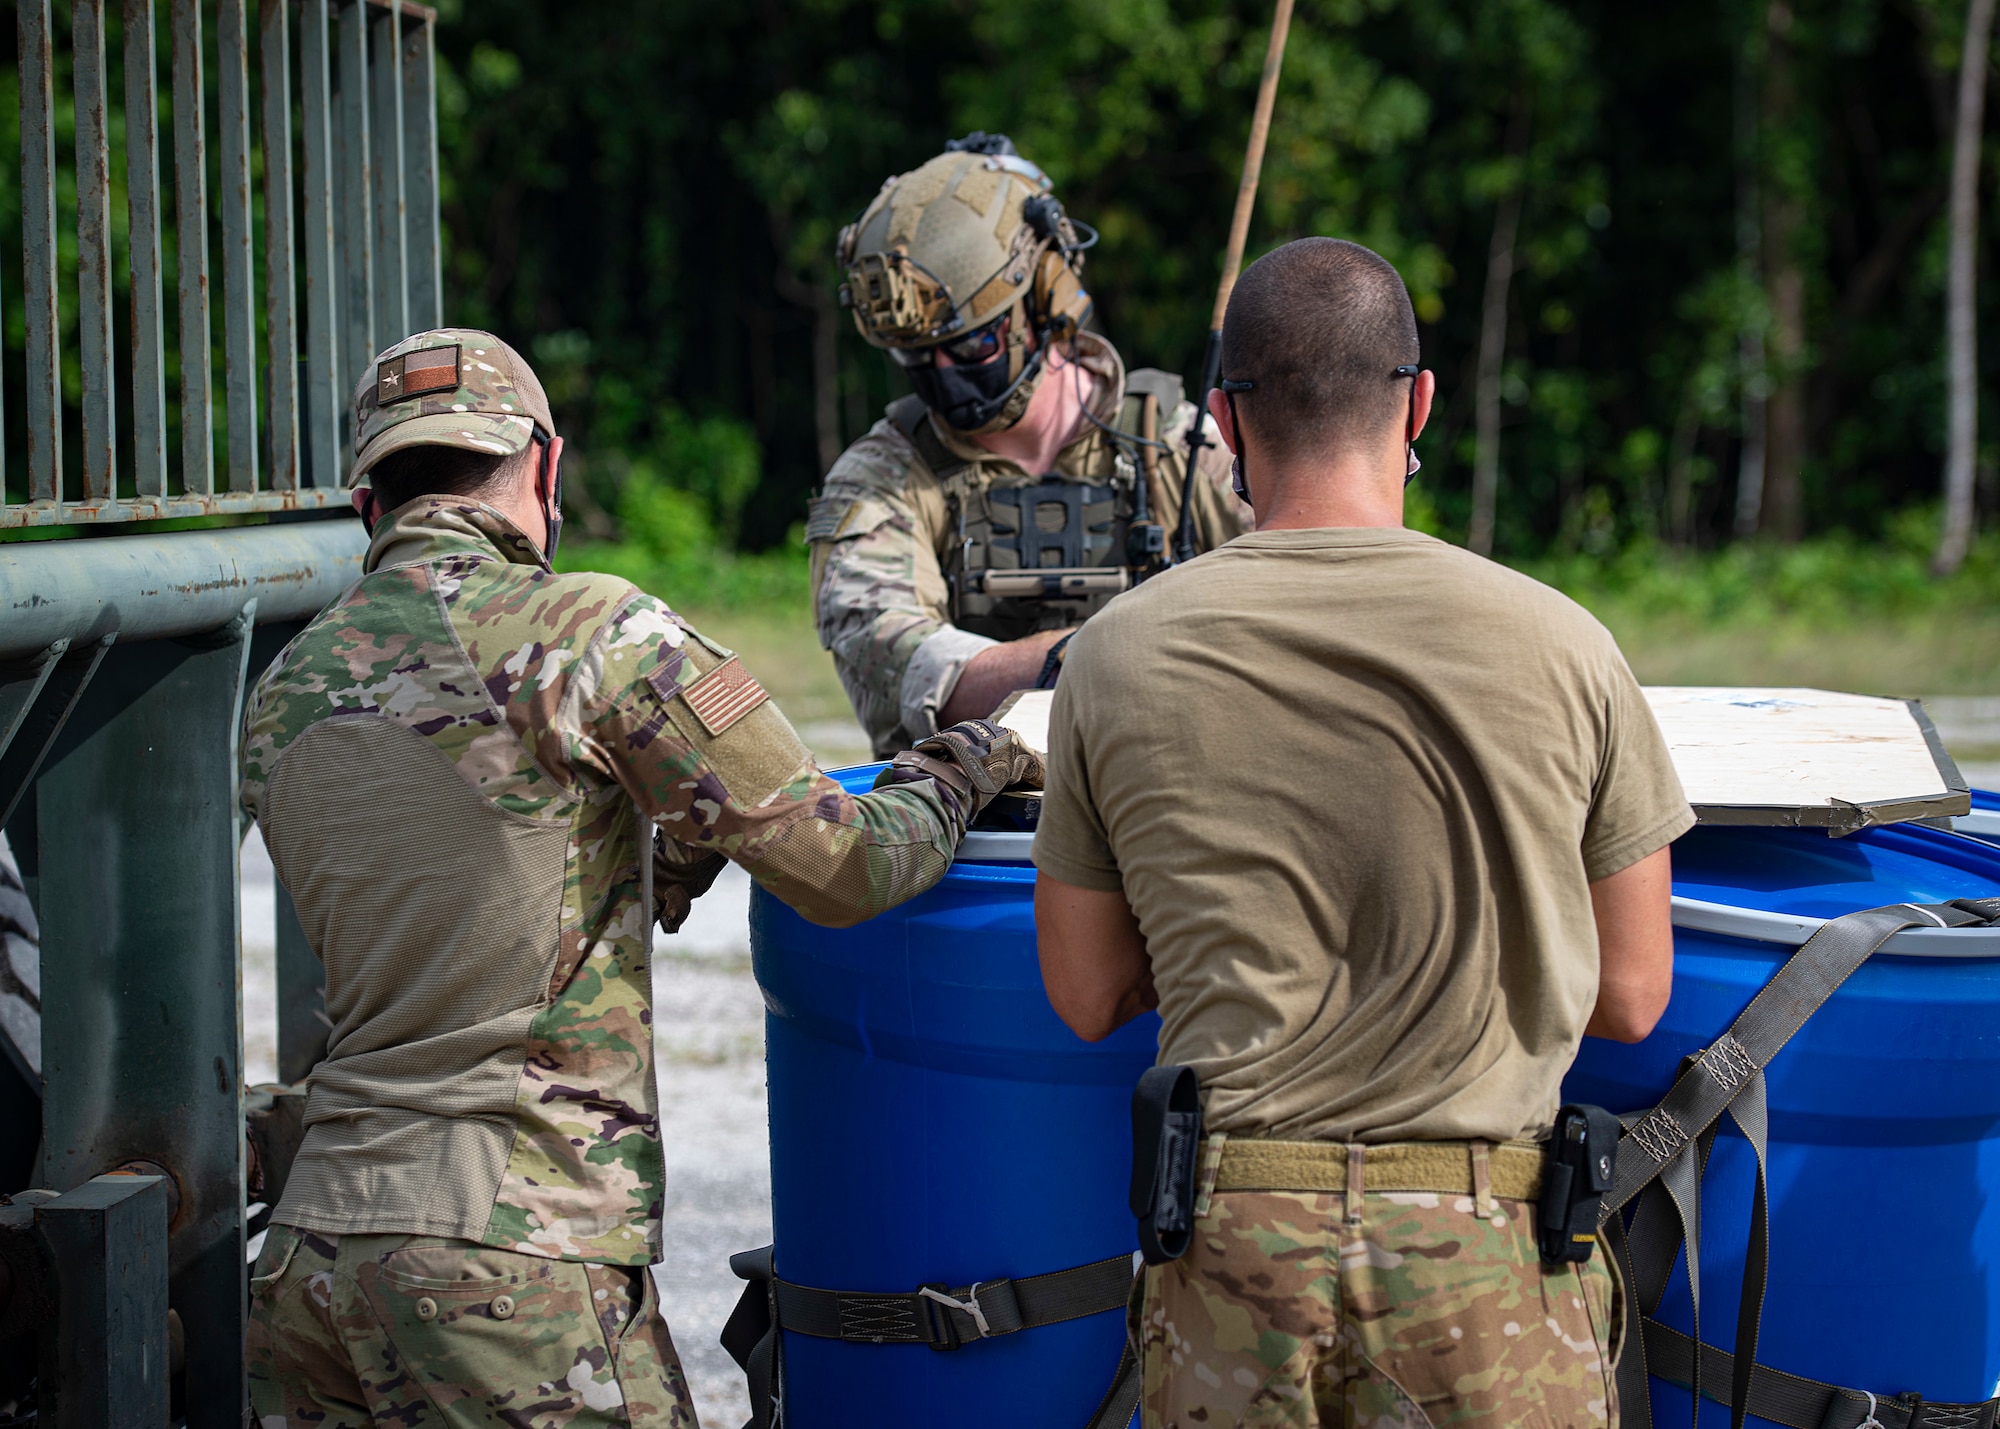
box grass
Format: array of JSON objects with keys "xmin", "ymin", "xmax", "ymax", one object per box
[{"xmin": 1591, "ymin": 606, "xmax": 2000, "ymax": 697}]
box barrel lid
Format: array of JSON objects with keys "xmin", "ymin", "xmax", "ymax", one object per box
[{"xmin": 992, "ymin": 686, "xmax": 1971, "ymax": 838}]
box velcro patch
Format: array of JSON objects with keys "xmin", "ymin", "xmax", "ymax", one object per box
[
  {"xmin": 377, "ymin": 345, "xmax": 459, "ymax": 405},
  {"xmin": 680, "ymin": 656, "xmax": 769, "ymax": 736}
]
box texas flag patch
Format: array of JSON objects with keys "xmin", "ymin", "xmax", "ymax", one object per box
[
  {"xmin": 377, "ymin": 345, "xmax": 459, "ymax": 405},
  {"xmin": 680, "ymin": 656, "xmax": 768, "ymax": 736}
]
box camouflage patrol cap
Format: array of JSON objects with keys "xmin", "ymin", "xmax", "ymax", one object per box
[{"xmin": 347, "ymin": 328, "xmax": 556, "ymax": 487}]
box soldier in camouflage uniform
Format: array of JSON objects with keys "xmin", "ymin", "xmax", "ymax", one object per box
[
  {"xmin": 243, "ymin": 328, "xmax": 1040, "ymax": 1427},
  {"xmin": 811, "ymin": 134, "xmax": 1251, "ymax": 757}
]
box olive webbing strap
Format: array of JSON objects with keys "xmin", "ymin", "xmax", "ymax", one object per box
[
  {"xmin": 722, "ymin": 1244, "xmax": 1137, "ymax": 1429},
  {"xmin": 1084, "ymin": 1339, "xmax": 1142, "ymax": 1429},
  {"xmin": 888, "ymin": 393, "xmax": 974, "ymax": 483},
  {"xmin": 1603, "ymin": 901, "xmax": 1994, "ymax": 1429},
  {"xmin": 1639, "ymin": 1319, "xmax": 2000, "ymax": 1429},
  {"xmin": 1604, "ymin": 903, "xmax": 1986, "ymax": 1220}
]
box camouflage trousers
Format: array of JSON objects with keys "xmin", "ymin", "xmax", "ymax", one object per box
[
  {"xmin": 1137, "ymin": 1188, "xmax": 1622, "ymax": 1429},
  {"xmin": 248, "ymin": 1225, "xmax": 699, "ymax": 1428}
]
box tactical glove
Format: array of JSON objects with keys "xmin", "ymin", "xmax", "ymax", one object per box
[
  {"xmin": 653, "ymin": 836, "xmax": 728, "ymax": 934},
  {"xmin": 876, "ymin": 718, "xmax": 1045, "ymax": 820}
]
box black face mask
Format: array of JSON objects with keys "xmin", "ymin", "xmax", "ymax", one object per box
[{"xmin": 905, "ymin": 344, "xmax": 1046, "ymax": 431}]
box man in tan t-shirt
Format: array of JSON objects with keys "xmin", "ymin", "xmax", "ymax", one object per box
[{"xmin": 1033, "ymin": 238, "xmax": 1692, "ymax": 1429}]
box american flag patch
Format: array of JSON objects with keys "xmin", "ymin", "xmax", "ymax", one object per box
[
  {"xmin": 376, "ymin": 345, "xmax": 459, "ymax": 404},
  {"xmin": 680, "ymin": 656, "xmax": 768, "ymax": 736}
]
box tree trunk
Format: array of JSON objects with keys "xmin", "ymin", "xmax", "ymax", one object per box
[
  {"xmin": 1467, "ymin": 186, "xmax": 1521, "ymax": 558},
  {"xmin": 1468, "ymin": 101, "xmax": 1530, "ymax": 559},
  {"xmin": 1937, "ymin": 0, "xmax": 1997, "ymax": 575},
  {"xmin": 1733, "ymin": 0, "xmax": 1769, "ymax": 538},
  {"xmin": 773, "ymin": 265, "xmax": 843, "ymax": 476},
  {"xmin": 1761, "ymin": 0, "xmax": 1806, "ymax": 543}
]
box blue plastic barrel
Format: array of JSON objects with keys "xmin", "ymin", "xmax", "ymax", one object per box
[
  {"xmin": 1563, "ymin": 821, "xmax": 2000, "ymax": 1427},
  {"xmin": 1956, "ymin": 787, "xmax": 2000, "ymax": 846},
  {"xmin": 752, "ymin": 764, "xmax": 1151, "ymax": 1428}
]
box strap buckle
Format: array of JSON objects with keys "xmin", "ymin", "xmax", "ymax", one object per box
[{"xmin": 915, "ymin": 1282, "xmax": 988, "ymax": 1350}]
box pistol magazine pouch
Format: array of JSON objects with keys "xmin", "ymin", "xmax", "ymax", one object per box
[
  {"xmin": 1131, "ymin": 1064, "xmax": 1202, "ymax": 1266},
  {"xmin": 1537, "ymin": 1102, "xmax": 1622, "ymax": 1264}
]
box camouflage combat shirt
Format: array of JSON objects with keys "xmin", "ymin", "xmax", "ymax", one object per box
[
  {"xmin": 809, "ymin": 333, "xmax": 1250, "ymax": 756},
  {"xmin": 241, "ymin": 498, "xmax": 973, "ymax": 1265}
]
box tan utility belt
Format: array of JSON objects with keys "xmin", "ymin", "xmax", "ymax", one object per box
[
  {"xmin": 1208, "ymin": 1137, "xmax": 1545, "ymax": 1202},
  {"xmin": 970, "ymin": 567, "xmax": 1132, "ymax": 599}
]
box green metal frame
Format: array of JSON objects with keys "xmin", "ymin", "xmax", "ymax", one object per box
[
  {"xmin": 0, "ymin": 518, "xmax": 365, "ymax": 1424},
  {"xmin": 5, "ymin": 0, "xmax": 442, "ymax": 1411}
]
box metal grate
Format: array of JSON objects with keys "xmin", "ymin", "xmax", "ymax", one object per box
[{"xmin": 6, "ymin": 0, "xmax": 440, "ymax": 528}]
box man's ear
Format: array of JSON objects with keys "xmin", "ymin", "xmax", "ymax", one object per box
[
  {"xmin": 542, "ymin": 435, "xmax": 565, "ymax": 495},
  {"xmin": 350, "ymin": 485, "xmax": 375, "ymax": 526},
  {"xmin": 1205, "ymin": 388, "xmax": 1238, "ymax": 453},
  {"xmin": 1412, "ymin": 370, "xmax": 1436, "ymax": 442}
]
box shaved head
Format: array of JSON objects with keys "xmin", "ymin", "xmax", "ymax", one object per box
[{"xmin": 1219, "ymin": 238, "xmax": 1420, "ymax": 464}]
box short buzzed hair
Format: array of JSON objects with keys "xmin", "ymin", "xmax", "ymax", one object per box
[
  {"xmin": 366, "ymin": 442, "xmax": 534, "ymax": 518},
  {"xmin": 1219, "ymin": 238, "xmax": 1419, "ymax": 463}
]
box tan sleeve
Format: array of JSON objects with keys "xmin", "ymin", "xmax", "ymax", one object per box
[
  {"xmin": 1028, "ymin": 631, "xmax": 1123, "ymax": 892},
  {"xmin": 808, "ymin": 422, "xmax": 961, "ymax": 753},
  {"xmin": 570, "ymin": 595, "xmax": 971, "ymax": 929},
  {"xmin": 1582, "ymin": 649, "xmax": 1696, "ymax": 882}
]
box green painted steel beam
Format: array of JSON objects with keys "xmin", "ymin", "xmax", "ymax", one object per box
[
  {"xmin": 35, "ymin": 1174, "xmax": 171, "ymax": 1428},
  {"xmin": 38, "ymin": 606, "xmax": 257, "ymax": 1425},
  {"xmin": 0, "ymin": 516, "xmax": 364, "ymax": 658}
]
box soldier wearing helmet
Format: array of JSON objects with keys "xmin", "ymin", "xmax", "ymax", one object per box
[
  {"xmin": 811, "ymin": 135, "xmax": 1251, "ymax": 756},
  {"xmin": 240, "ymin": 328, "xmax": 1042, "ymax": 1424}
]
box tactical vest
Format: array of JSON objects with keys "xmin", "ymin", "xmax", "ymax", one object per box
[{"xmin": 888, "ymin": 368, "xmax": 1183, "ymax": 644}]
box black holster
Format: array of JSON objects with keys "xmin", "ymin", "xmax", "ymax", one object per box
[
  {"xmin": 1130, "ymin": 1064, "xmax": 1202, "ymax": 1265},
  {"xmin": 1537, "ymin": 1103, "xmax": 1621, "ymax": 1263}
]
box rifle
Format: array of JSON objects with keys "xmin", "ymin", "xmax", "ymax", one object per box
[{"xmin": 1173, "ymin": 0, "xmax": 1298, "ymax": 564}]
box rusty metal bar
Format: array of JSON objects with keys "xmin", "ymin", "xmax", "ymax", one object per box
[
  {"xmin": 124, "ymin": 0, "xmax": 170, "ymax": 499},
  {"xmin": 74, "ymin": 0, "xmax": 117, "ymax": 504},
  {"xmin": 299, "ymin": 0, "xmax": 341, "ymax": 487},
  {"xmin": 0, "ymin": 521, "xmax": 365, "ymax": 657},
  {"xmin": 402, "ymin": 13, "xmax": 440, "ymax": 330},
  {"xmin": 173, "ymin": 0, "xmax": 215, "ymax": 496},
  {"xmin": 0, "ymin": 486, "xmax": 348, "ymax": 529},
  {"xmin": 218, "ymin": 0, "xmax": 261, "ymax": 494},
  {"xmin": 261, "ymin": 0, "xmax": 301, "ymax": 491},
  {"xmin": 369, "ymin": 4, "xmax": 407, "ymax": 346},
  {"xmin": 19, "ymin": 0, "xmax": 62, "ymax": 506},
  {"xmin": 339, "ymin": 0, "xmax": 375, "ymax": 388}
]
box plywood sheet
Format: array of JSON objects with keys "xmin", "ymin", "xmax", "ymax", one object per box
[
  {"xmin": 990, "ymin": 689, "xmax": 1053, "ymax": 757},
  {"xmin": 990, "ymin": 685, "xmax": 1968, "ymax": 833},
  {"xmin": 1644, "ymin": 687, "xmax": 1965, "ymax": 830}
]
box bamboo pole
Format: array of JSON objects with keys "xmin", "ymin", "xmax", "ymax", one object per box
[
  {"xmin": 1937, "ymin": 0, "xmax": 1997, "ymax": 575},
  {"xmin": 1175, "ymin": 0, "xmax": 1297, "ymax": 562}
]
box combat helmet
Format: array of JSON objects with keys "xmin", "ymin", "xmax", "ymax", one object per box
[{"xmin": 837, "ymin": 133, "xmax": 1095, "ymax": 433}]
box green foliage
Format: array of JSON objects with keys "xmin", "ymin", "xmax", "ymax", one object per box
[
  {"xmin": 422, "ymin": 0, "xmax": 1988, "ymax": 567},
  {"xmin": 557, "ymin": 469, "xmax": 810, "ymax": 614},
  {"xmin": 1525, "ymin": 506, "xmax": 2000, "ymax": 628}
]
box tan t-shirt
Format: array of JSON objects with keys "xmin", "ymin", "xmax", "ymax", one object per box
[{"xmin": 1032, "ymin": 527, "xmax": 1693, "ymax": 1143}]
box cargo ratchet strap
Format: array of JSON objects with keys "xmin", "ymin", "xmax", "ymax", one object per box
[
  {"xmin": 1601, "ymin": 896, "xmax": 2000, "ymax": 1429},
  {"xmin": 721, "ymin": 1246, "xmax": 1140, "ymax": 1429}
]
